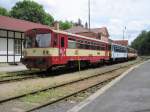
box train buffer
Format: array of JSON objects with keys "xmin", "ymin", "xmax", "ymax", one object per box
[{"xmin": 68, "ymin": 60, "xmax": 150, "ymax": 112}]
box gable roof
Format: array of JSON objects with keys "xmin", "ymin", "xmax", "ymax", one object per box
[
  {"xmin": 0, "ymin": 16, "xmax": 49, "ymax": 32},
  {"xmin": 65, "ymin": 26, "xmax": 109, "ymax": 37},
  {"xmin": 91, "ymin": 27, "xmax": 109, "ymax": 37},
  {"xmin": 65, "ymin": 26, "xmax": 89, "ymax": 34},
  {"xmin": 113, "ymin": 40, "xmax": 128, "ymax": 46}
]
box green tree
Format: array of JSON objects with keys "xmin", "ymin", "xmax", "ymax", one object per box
[
  {"xmin": 43, "ymin": 13, "xmax": 54, "ymax": 26},
  {"xmin": 10, "ymin": 0, "xmax": 54, "ymax": 26},
  {"xmin": 131, "ymin": 30, "xmax": 150, "ymax": 55},
  {"xmin": 59, "ymin": 20, "xmax": 73, "ymax": 30},
  {"xmin": 0, "ymin": 7, "xmax": 9, "ymax": 16}
]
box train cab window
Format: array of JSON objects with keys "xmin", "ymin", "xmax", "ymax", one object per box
[
  {"xmin": 36, "ymin": 33, "xmax": 51, "ymax": 47},
  {"xmin": 61, "ymin": 37, "xmax": 65, "ymax": 47},
  {"xmin": 24, "ymin": 37, "xmax": 33, "ymax": 48}
]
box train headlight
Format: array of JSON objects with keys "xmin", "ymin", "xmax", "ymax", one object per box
[
  {"xmin": 46, "ymin": 50, "xmax": 49, "ymax": 55},
  {"xmin": 43, "ymin": 50, "xmax": 46, "ymax": 55},
  {"xmin": 43, "ymin": 50, "xmax": 49, "ymax": 55}
]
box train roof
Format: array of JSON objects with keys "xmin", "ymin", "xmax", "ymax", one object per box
[
  {"xmin": 25, "ymin": 28, "xmax": 109, "ymax": 44},
  {"xmin": 111, "ymin": 42, "xmax": 127, "ymax": 48},
  {"xmin": 111, "ymin": 43, "xmax": 136, "ymax": 51},
  {"xmin": 53, "ymin": 29, "xmax": 109, "ymax": 44}
]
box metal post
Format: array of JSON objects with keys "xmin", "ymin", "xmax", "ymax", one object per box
[
  {"xmin": 13, "ymin": 31, "xmax": 15, "ymax": 64},
  {"xmin": 21, "ymin": 33, "xmax": 23, "ymax": 59},
  {"xmin": 6, "ymin": 30, "xmax": 8, "ymax": 63},
  {"xmin": 123, "ymin": 29, "xmax": 124, "ymax": 40},
  {"xmin": 88, "ymin": 0, "xmax": 91, "ymax": 31},
  {"xmin": 123, "ymin": 26, "xmax": 126, "ymax": 40}
]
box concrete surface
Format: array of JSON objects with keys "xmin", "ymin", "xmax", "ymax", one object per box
[
  {"xmin": 0, "ymin": 64, "xmax": 27, "ymax": 72},
  {"xmin": 71, "ymin": 60, "xmax": 150, "ymax": 112},
  {"xmin": 34, "ymin": 101, "xmax": 78, "ymax": 112}
]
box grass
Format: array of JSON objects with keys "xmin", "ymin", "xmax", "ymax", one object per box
[
  {"xmin": 21, "ymin": 88, "xmax": 69, "ymax": 104},
  {"xmin": 20, "ymin": 59, "xmax": 141, "ymax": 104},
  {"xmin": 0, "ymin": 70, "xmax": 38, "ymax": 80}
]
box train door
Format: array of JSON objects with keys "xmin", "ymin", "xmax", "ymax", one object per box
[
  {"xmin": 59, "ymin": 34, "xmax": 67, "ymax": 64},
  {"xmin": 105, "ymin": 44, "xmax": 109, "ymax": 59}
]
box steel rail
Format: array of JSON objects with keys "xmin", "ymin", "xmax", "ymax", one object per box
[
  {"xmin": 26, "ymin": 75, "xmax": 118, "ymax": 112},
  {"xmin": 26, "ymin": 61, "xmax": 143, "ymax": 112},
  {"xmin": 0, "ymin": 60, "xmax": 140, "ymax": 105},
  {"xmin": 0, "ymin": 71, "xmax": 44, "ymax": 84}
]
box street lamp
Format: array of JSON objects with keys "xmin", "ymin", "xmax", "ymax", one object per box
[
  {"xmin": 123, "ymin": 26, "xmax": 126, "ymax": 40},
  {"xmin": 88, "ymin": 0, "xmax": 91, "ymax": 31}
]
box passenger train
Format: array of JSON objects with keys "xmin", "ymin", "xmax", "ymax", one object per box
[{"xmin": 21, "ymin": 28, "xmax": 137, "ymax": 71}]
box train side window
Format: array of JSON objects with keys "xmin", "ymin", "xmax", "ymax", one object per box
[
  {"xmin": 91, "ymin": 42, "xmax": 95, "ymax": 50},
  {"xmin": 61, "ymin": 37, "xmax": 65, "ymax": 47},
  {"xmin": 109, "ymin": 45, "xmax": 111, "ymax": 51},
  {"xmin": 101, "ymin": 44, "xmax": 105, "ymax": 51},
  {"xmin": 68, "ymin": 39, "xmax": 76, "ymax": 49}
]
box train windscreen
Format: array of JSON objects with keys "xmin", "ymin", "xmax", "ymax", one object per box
[{"xmin": 25, "ymin": 33, "xmax": 51, "ymax": 48}]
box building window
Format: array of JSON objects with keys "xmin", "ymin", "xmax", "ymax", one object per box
[
  {"xmin": 8, "ymin": 31, "xmax": 14, "ymax": 38},
  {"xmin": 15, "ymin": 32, "xmax": 21, "ymax": 38},
  {"xmin": 15, "ymin": 39, "xmax": 21, "ymax": 55},
  {"xmin": 0, "ymin": 30, "xmax": 7, "ymax": 37}
]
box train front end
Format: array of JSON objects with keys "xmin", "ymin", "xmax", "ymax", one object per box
[{"xmin": 21, "ymin": 28, "xmax": 54, "ymax": 70}]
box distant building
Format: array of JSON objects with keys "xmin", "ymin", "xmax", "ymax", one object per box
[
  {"xmin": 65, "ymin": 26, "xmax": 109, "ymax": 42},
  {"xmin": 113, "ymin": 40, "xmax": 128, "ymax": 46},
  {"xmin": 0, "ymin": 16, "xmax": 49, "ymax": 63}
]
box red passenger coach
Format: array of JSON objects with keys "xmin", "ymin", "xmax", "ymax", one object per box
[{"xmin": 21, "ymin": 28, "xmax": 110, "ymax": 70}]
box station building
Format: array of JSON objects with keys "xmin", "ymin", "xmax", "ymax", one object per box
[{"xmin": 0, "ymin": 16, "xmax": 49, "ymax": 63}]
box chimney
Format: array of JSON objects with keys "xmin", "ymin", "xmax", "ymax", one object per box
[
  {"xmin": 54, "ymin": 21, "xmax": 59, "ymax": 30},
  {"xmin": 85, "ymin": 22, "xmax": 88, "ymax": 29}
]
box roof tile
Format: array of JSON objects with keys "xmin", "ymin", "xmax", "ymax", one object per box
[{"xmin": 0, "ymin": 16, "xmax": 49, "ymax": 32}]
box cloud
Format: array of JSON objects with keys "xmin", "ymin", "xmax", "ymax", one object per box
[
  {"xmin": 0, "ymin": 0, "xmax": 18, "ymax": 10},
  {"xmin": 0, "ymin": 0, "xmax": 150, "ymax": 44}
]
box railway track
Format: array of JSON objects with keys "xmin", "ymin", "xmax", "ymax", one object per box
[
  {"xmin": 0, "ymin": 71, "xmax": 45, "ymax": 84},
  {"xmin": 26, "ymin": 75, "xmax": 118, "ymax": 112},
  {"xmin": 0, "ymin": 59, "xmax": 142, "ymax": 112},
  {"xmin": 0, "ymin": 58, "xmax": 143, "ymax": 84}
]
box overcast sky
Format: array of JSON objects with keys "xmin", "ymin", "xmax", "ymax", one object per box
[{"xmin": 0, "ymin": 0, "xmax": 150, "ymax": 44}]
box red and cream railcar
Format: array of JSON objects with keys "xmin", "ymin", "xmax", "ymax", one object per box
[
  {"xmin": 127, "ymin": 47, "xmax": 137, "ymax": 59},
  {"xmin": 21, "ymin": 28, "xmax": 110, "ymax": 70}
]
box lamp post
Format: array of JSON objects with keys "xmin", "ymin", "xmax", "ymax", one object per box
[
  {"xmin": 123, "ymin": 26, "xmax": 126, "ymax": 40},
  {"xmin": 88, "ymin": 0, "xmax": 91, "ymax": 31}
]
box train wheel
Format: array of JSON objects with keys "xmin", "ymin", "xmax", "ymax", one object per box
[{"xmin": 46, "ymin": 67, "xmax": 53, "ymax": 73}]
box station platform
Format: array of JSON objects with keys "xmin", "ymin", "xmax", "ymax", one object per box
[
  {"xmin": 69, "ymin": 60, "xmax": 150, "ymax": 112},
  {"xmin": 0, "ymin": 63, "xmax": 27, "ymax": 72}
]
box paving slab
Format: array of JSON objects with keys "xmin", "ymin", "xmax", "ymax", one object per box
[
  {"xmin": 0, "ymin": 64, "xmax": 27, "ymax": 72},
  {"xmin": 70, "ymin": 60, "xmax": 150, "ymax": 112}
]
